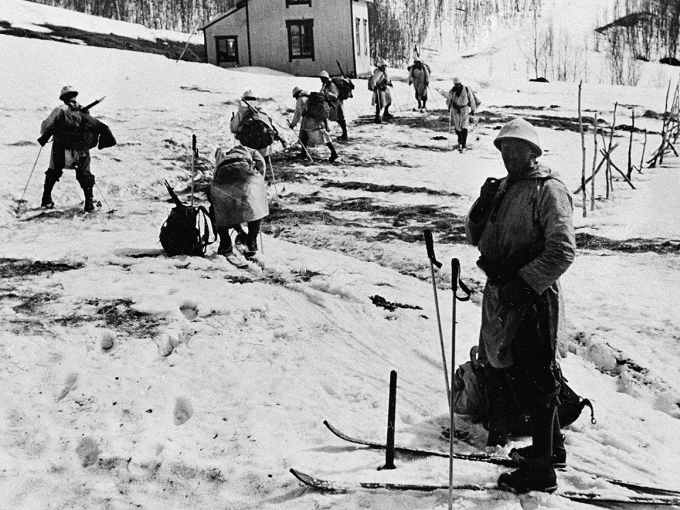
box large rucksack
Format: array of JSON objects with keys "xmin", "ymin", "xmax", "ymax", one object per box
[
  {"xmin": 237, "ymin": 110, "xmax": 276, "ymax": 150},
  {"xmin": 159, "ymin": 181, "xmax": 216, "ymax": 257},
  {"xmin": 332, "ymin": 76, "xmax": 355, "ymax": 101},
  {"xmin": 54, "ymin": 109, "xmax": 99, "ymax": 150},
  {"xmin": 453, "ymin": 354, "xmax": 595, "ymax": 436},
  {"xmin": 306, "ymin": 92, "xmax": 331, "ymax": 121}
]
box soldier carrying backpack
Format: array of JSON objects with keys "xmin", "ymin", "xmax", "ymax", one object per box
[
  {"xmin": 37, "ymin": 85, "xmax": 116, "ymax": 212},
  {"xmin": 319, "ymin": 70, "xmax": 351, "ymax": 141},
  {"xmin": 289, "ymin": 87, "xmax": 339, "ymax": 163},
  {"xmin": 230, "ymin": 90, "xmax": 280, "ymax": 157}
]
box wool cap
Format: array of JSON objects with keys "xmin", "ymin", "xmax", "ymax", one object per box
[
  {"xmin": 378, "ymin": 58, "xmax": 388, "ymax": 67},
  {"xmin": 453, "ymin": 77, "xmax": 462, "ymax": 84}
]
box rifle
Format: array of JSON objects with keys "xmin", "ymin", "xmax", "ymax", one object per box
[
  {"xmin": 336, "ymin": 60, "xmax": 347, "ymax": 78},
  {"xmin": 81, "ymin": 96, "xmax": 106, "ymax": 112}
]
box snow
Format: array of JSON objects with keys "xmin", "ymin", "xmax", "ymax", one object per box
[{"xmin": 1, "ymin": 1, "xmax": 680, "ymax": 508}]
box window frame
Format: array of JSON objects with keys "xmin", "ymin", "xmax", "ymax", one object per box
[
  {"xmin": 286, "ymin": 19, "xmax": 315, "ymax": 61},
  {"xmin": 286, "ymin": 0, "xmax": 311, "ymax": 7},
  {"xmin": 215, "ymin": 36, "xmax": 239, "ymax": 65}
]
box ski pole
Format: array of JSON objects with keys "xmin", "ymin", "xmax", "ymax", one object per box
[
  {"xmin": 266, "ymin": 155, "xmax": 280, "ymax": 202},
  {"xmin": 19, "ymin": 144, "xmax": 44, "ymax": 204},
  {"xmin": 94, "ymin": 182, "xmax": 116, "ymax": 213},
  {"xmin": 448, "ymin": 110, "xmax": 452, "ymax": 150},
  {"xmin": 448, "ymin": 258, "xmax": 471, "ymax": 510},
  {"xmin": 423, "ymin": 229, "xmax": 450, "ymax": 410},
  {"xmin": 286, "ymin": 120, "xmax": 314, "ymax": 163},
  {"xmin": 190, "ymin": 134, "xmax": 197, "ymax": 208}
]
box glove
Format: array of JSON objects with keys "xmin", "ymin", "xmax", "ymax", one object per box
[
  {"xmin": 37, "ymin": 132, "xmax": 51, "ymax": 147},
  {"xmin": 469, "ymin": 177, "xmax": 501, "ymax": 223},
  {"xmin": 498, "ymin": 275, "xmax": 537, "ymax": 308}
]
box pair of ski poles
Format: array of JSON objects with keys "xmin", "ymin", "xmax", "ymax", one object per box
[{"xmin": 423, "ymin": 229, "xmax": 471, "ymax": 510}]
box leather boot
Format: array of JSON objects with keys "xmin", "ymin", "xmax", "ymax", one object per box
[
  {"xmin": 217, "ymin": 227, "xmax": 233, "ymax": 256},
  {"xmin": 498, "ymin": 406, "xmax": 558, "ymax": 493},
  {"xmin": 338, "ymin": 120, "xmax": 348, "ymax": 141},
  {"xmin": 41, "ymin": 175, "xmax": 57, "ymax": 208},
  {"xmin": 83, "ymin": 186, "xmax": 95, "ymax": 213},
  {"xmin": 327, "ymin": 143, "xmax": 338, "ymax": 163}
]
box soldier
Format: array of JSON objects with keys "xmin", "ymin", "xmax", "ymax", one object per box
[
  {"xmin": 319, "ymin": 70, "xmax": 348, "ymax": 141},
  {"xmin": 446, "ymin": 77, "xmax": 477, "ymax": 152},
  {"xmin": 408, "ymin": 56, "xmax": 430, "ymax": 111},
  {"xmin": 38, "ymin": 85, "xmax": 115, "ymax": 212},
  {"xmin": 289, "ymin": 86, "xmax": 338, "ymax": 163},
  {"xmin": 465, "ymin": 118, "xmax": 575, "ymax": 493},
  {"xmin": 371, "ymin": 59, "xmax": 393, "ymax": 124}
]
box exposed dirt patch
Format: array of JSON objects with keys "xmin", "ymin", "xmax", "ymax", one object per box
[
  {"xmin": 0, "ymin": 258, "xmax": 83, "ymax": 277},
  {"xmin": 370, "ymin": 294, "xmax": 423, "ymax": 312},
  {"xmin": 0, "ymin": 21, "xmax": 203, "ymax": 62},
  {"xmin": 576, "ymin": 233, "xmax": 680, "ymax": 254}
]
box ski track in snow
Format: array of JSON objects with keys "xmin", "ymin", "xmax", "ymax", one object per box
[{"xmin": 1, "ymin": 1, "xmax": 680, "ymax": 508}]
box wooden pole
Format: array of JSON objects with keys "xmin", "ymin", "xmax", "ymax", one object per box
[
  {"xmin": 591, "ymin": 112, "xmax": 598, "ymax": 212},
  {"xmin": 379, "ymin": 371, "xmax": 397, "ymax": 471},
  {"xmin": 638, "ymin": 129, "xmax": 647, "ymax": 173},
  {"xmin": 578, "ymin": 81, "xmax": 587, "ymax": 217},
  {"xmin": 607, "ymin": 103, "xmax": 617, "ymax": 198},
  {"xmin": 627, "ymin": 109, "xmax": 635, "ymax": 180}
]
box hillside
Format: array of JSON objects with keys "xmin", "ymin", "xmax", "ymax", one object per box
[{"xmin": 2, "ymin": 1, "xmax": 680, "ymax": 509}]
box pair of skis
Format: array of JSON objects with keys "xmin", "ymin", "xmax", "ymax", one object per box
[{"xmin": 289, "ymin": 421, "xmax": 680, "ymax": 506}]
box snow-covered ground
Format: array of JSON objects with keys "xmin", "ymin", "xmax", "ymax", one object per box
[{"xmin": 1, "ymin": 1, "xmax": 680, "ymax": 509}]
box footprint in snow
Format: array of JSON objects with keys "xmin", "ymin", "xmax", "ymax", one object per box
[
  {"xmin": 76, "ymin": 436, "xmax": 100, "ymax": 467},
  {"xmin": 174, "ymin": 397, "xmax": 193, "ymax": 425},
  {"xmin": 56, "ymin": 372, "xmax": 79, "ymax": 401}
]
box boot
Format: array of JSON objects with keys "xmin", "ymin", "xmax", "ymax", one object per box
[
  {"xmin": 461, "ymin": 128, "xmax": 469, "ymax": 150},
  {"xmin": 327, "ymin": 143, "xmax": 338, "ymax": 163},
  {"xmin": 422, "ymin": 99, "xmax": 427, "ymax": 110},
  {"xmin": 383, "ymin": 106, "xmax": 394, "ymax": 121},
  {"xmin": 510, "ymin": 412, "xmax": 567, "ymax": 467},
  {"xmin": 217, "ymin": 227, "xmax": 233, "ymax": 256},
  {"xmin": 374, "ymin": 105, "xmax": 382, "ymax": 124},
  {"xmin": 499, "ymin": 406, "xmax": 558, "ymax": 493},
  {"xmin": 41, "ymin": 175, "xmax": 57, "ymax": 208},
  {"xmin": 338, "ymin": 120, "xmax": 348, "ymax": 141},
  {"xmin": 83, "ymin": 186, "xmax": 95, "ymax": 213}
]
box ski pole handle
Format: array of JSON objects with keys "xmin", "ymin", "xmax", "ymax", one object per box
[
  {"xmin": 424, "ymin": 229, "xmax": 442, "ymax": 268},
  {"xmin": 192, "ymin": 134, "xmax": 198, "ymax": 159}
]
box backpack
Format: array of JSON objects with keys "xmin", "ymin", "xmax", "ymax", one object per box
[
  {"xmin": 159, "ymin": 181, "xmax": 216, "ymax": 257},
  {"xmin": 367, "ymin": 75, "xmax": 375, "ymax": 91},
  {"xmin": 306, "ymin": 92, "xmax": 331, "ymax": 121},
  {"xmin": 332, "ymin": 76, "xmax": 355, "ymax": 100},
  {"xmin": 237, "ymin": 110, "xmax": 276, "ymax": 150},
  {"xmin": 54, "ymin": 109, "xmax": 99, "ymax": 150},
  {"xmin": 452, "ymin": 354, "xmax": 596, "ymax": 436},
  {"xmin": 467, "ymin": 87, "xmax": 481, "ymax": 107}
]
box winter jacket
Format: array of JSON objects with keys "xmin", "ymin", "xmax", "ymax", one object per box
[
  {"xmin": 446, "ymin": 86, "xmax": 477, "ymax": 131},
  {"xmin": 465, "ymin": 163, "xmax": 575, "ymax": 369},
  {"xmin": 371, "ymin": 68, "xmax": 392, "ymax": 108},
  {"xmin": 321, "ymin": 80, "xmax": 344, "ymax": 122},
  {"xmin": 408, "ymin": 64, "xmax": 430, "ymax": 98},
  {"xmin": 230, "ymin": 101, "xmax": 274, "ymax": 157},
  {"xmin": 290, "ymin": 96, "xmax": 332, "ymax": 146},
  {"xmin": 210, "ymin": 145, "xmax": 269, "ymax": 227}
]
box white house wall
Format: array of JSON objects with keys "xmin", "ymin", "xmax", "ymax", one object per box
[
  {"xmin": 351, "ymin": 0, "xmax": 371, "ymax": 77},
  {"xmin": 204, "ymin": 1, "xmax": 372, "ymax": 77}
]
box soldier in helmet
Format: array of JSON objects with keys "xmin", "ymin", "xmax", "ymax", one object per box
[
  {"xmin": 446, "ymin": 77, "xmax": 477, "ymax": 152},
  {"xmin": 38, "ymin": 85, "xmax": 115, "ymax": 212},
  {"xmin": 371, "ymin": 59, "xmax": 393, "ymax": 123},
  {"xmin": 465, "ymin": 118, "xmax": 575, "ymax": 494},
  {"xmin": 319, "ymin": 70, "xmax": 348, "ymax": 141}
]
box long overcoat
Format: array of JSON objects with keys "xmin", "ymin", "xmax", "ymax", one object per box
[
  {"xmin": 371, "ymin": 68, "xmax": 392, "ymax": 108},
  {"xmin": 465, "ymin": 164, "xmax": 575, "ymax": 369},
  {"xmin": 446, "ymin": 86, "xmax": 477, "ymax": 131},
  {"xmin": 211, "ymin": 145, "xmax": 269, "ymax": 227},
  {"xmin": 290, "ymin": 96, "xmax": 332, "ymax": 146}
]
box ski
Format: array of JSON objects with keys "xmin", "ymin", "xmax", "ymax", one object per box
[
  {"xmin": 323, "ymin": 420, "xmax": 680, "ymax": 497},
  {"xmin": 289, "ymin": 468, "xmax": 680, "ymax": 506},
  {"xmin": 223, "ymin": 252, "xmax": 249, "ymax": 269}
]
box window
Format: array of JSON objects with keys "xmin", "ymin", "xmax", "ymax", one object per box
[
  {"xmin": 286, "ymin": 20, "xmax": 314, "ymax": 61},
  {"xmin": 363, "ymin": 19, "xmax": 368, "ymax": 56},
  {"xmin": 286, "ymin": 0, "xmax": 311, "ymax": 6},
  {"xmin": 355, "ymin": 17, "xmax": 361, "ymax": 56},
  {"xmin": 216, "ymin": 36, "xmax": 238, "ymax": 65}
]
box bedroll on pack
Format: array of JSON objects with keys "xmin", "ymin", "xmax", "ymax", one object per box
[
  {"xmin": 159, "ymin": 181, "xmax": 216, "ymax": 256},
  {"xmin": 332, "ymin": 76, "xmax": 355, "ymax": 101},
  {"xmin": 306, "ymin": 92, "xmax": 331, "ymax": 121},
  {"xmin": 237, "ymin": 112, "xmax": 276, "ymax": 151},
  {"xmin": 54, "ymin": 109, "xmax": 100, "ymax": 150}
]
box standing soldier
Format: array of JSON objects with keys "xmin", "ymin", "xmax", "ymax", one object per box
[
  {"xmin": 465, "ymin": 118, "xmax": 575, "ymax": 493},
  {"xmin": 289, "ymin": 87, "xmax": 338, "ymax": 163},
  {"xmin": 408, "ymin": 56, "xmax": 430, "ymax": 111},
  {"xmin": 371, "ymin": 59, "xmax": 393, "ymax": 124},
  {"xmin": 319, "ymin": 70, "xmax": 348, "ymax": 141},
  {"xmin": 38, "ymin": 85, "xmax": 115, "ymax": 212},
  {"xmin": 446, "ymin": 77, "xmax": 477, "ymax": 152}
]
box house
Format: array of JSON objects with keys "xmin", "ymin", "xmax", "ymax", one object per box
[{"xmin": 200, "ymin": 0, "xmax": 373, "ymax": 78}]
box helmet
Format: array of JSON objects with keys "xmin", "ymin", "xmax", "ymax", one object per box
[
  {"xmin": 242, "ymin": 90, "xmax": 256, "ymax": 100},
  {"xmin": 319, "ymin": 70, "xmax": 330, "ymax": 79},
  {"xmin": 453, "ymin": 77, "xmax": 461, "ymax": 85},
  {"xmin": 378, "ymin": 58, "xmax": 388, "ymax": 67},
  {"xmin": 59, "ymin": 85, "xmax": 78, "ymax": 101},
  {"xmin": 292, "ymin": 86, "xmax": 303, "ymax": 97},
  {"xmin": 494, "ymin": 118, "xmax": 542, "ymax": 157}
]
